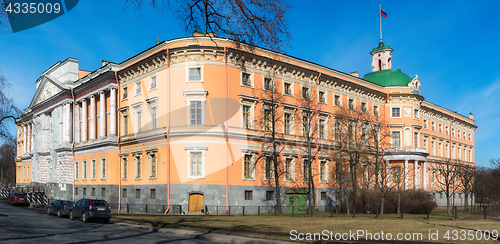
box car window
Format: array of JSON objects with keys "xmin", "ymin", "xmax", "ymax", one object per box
[
  {"xmin": 92, "ymin": 200, "xmax": 107, "ymax": 206},
  {"xmin": 62, "ymin": 201, "xmax": 74, "ymax": 205},
  {"xmin": 76, "ymin": 200, "xmax": 83, "ymax": 206},
  {"xmin": 85, "ymin": 200, "xmax": 90, "ymax": 206},
  {"xmin": 15, "ymin": 193, "xmax": 24, "ymax": 197},
  {"xmin": 53, "ymin": 200, "xmax": 60, "ymax": 205}
]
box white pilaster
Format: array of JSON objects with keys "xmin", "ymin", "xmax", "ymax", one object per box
[
  {"xmin": 30, "ymin": 122, "xmax": 34, "ymax": 151},
  {"xmin": 81, "ymin": 99, "xmax": 87, "ymax": 141},
  {"xmin": 99, "ymin": 91, "xmax": 106, "ymax": 138},
  {"xmin": 404, "ymin": 159, "xmax": 409, "ymax": 190},
  {"xmin": 423, "ymin": 161, "xmax": 427, "ymax": 190},
  {"xmin": 65, "ymin": 102, "xmax": 72, "ymax": 143},
  {"xmin": 414, "ymin": 161, "xmax": 418, "ymax": 189},
  {"xmin": 23, "ymin": 124, "xmax": 27, "ymax": 154},
  {"xmin": 74, "ymin": 103, "xmax": 80, "ymax": 143},
  {"xmin": 110, "ymin": 88, "xmax": 117, "ymax": 135},
  {"xmin": 90, "ymin": 95, "xmax": 96, "ymax": 140}
]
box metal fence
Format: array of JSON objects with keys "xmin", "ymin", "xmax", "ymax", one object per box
[{"xmin": 1, "ymin": 188, "xmax": 47, "ymax": 205}]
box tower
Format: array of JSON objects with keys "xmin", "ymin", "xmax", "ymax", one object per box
[{"xmin": 370, "ymin": 41, "xmax": 393, "ymax": 72}]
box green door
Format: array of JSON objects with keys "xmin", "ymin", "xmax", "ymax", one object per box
[{"xmin": 286, "ymin": 193, "xmax": 307, "ymax": 214}]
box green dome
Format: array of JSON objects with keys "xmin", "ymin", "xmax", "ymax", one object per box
[{"xmin": 363, "ymin": 69, "xmax": 413, "ymax": 87}]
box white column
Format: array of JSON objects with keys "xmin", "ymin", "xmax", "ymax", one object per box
[
  {"xmin": 110, "ymin": 88, "xmax": 117, "ymax": 135},
  {"xmin": 414, "ymin": 161, "xmax": 418, "ymax": 189},
  {"xmin": 30, "ymin": 122, "xmax": 34, "ymax": 151},
  {"xmin": 385, "ymin": 160, "xmax": 390, "ymax": 187},
  {"xmin": 74, "ymin": 103, "xmax": 80, "ymax": 143},
  {"xmin": 81, "ymin": 99, "xmax": 88, "ymax": 141},
  {"xmin": 404, "ymin": 159, "xmax": 409, "ymax": 190},
  {"xmin": 423, "ymin": 161, "xmax": 427, "ymax": 190},
  {"xmin": 23, "ymin": 124, "xmax": 27, "ymax": 154},
  {"xmin": 65, "ymin": 103, "xmax": 72, "ymax": 142},
  {"xmin": 90, "ymin": 95, "xmax": 96, "ymax": 140},
  {"xmin": 99, "ymin": 91, "xmax": 106, "ymax": 138}
]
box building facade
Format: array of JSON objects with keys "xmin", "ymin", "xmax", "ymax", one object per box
[{"xmin": 16, "ymin": 36, "xmax": 476, "ymax": 211}]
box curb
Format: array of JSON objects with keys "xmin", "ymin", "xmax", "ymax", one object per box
[{"xmin": 114, "ymin": 222, "xmax": 293, "ymax": 244}]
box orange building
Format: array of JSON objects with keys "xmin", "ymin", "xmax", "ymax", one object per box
[{"xmin": 16, "ymin": 36, "xmax": 476, "ymax": 211}]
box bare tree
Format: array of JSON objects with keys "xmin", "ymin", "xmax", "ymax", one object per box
[
  {"xmin": 122, "ymin": 0, "xmax": 291, "ymax": 53},
  {"xmin": 0, "ymin": 74, "xmax": 20, "ymax": 140},
  {"xmin": 435, "ymin": 160, "xmax": 459, "ymax": 216},
  {"xmin": 455, "ymin": 163, "xmax": 476, "ymax": 213},
  {"xmin": 0, "ymin": 136, "xmax": 17, "ymax": 184}
]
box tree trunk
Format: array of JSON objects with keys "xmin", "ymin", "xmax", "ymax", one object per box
[
  {"xmin": 380, "ymin": 195, "xmax": 385, "ymax": 215},
  {"xmin": 397, "ymin": 190, "xmax": 401, "ymax": 215},
  {"xmin": 346, "ymin": 191, "xmax": 350, "ymax": 215},
  {"xmin": 447, "ymin": 195, "xmax": 451, "ymax": 216},
  {"xmin": 464, "ymin": 193, "xmax": 469, "ymax": 213}
]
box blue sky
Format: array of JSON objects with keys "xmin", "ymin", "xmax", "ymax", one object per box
[{"xmin": 1, "ymin": 0, "xmax": 499, "ymax": 167}]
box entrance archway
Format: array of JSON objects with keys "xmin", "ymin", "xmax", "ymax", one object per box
[{"xmin": 188, "ymin": 193, "xmax": 204, "ymax": 212}]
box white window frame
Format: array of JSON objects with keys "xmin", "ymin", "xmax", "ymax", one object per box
[
  {"xmin": 147, "ymin": 97, "xmax": 159, "ymax": 130},
  {"xmin": 318, "ymin": 89, "xmax": 327, "ymax": 104},
  {"xmin": 373, "ymin": 104, "xmax": 379, "ymax": 117},
  {"xmin": 414, "ymin": 109, "xmax": 419, "ymax": 119},
  {"xmin": 283, "ymin": 156, "xmax": 296, "ymax": 182},
  {"xmin": 184, "ymin": 89, "xmax": 208, "ymax": 126},
  {"xmin": 319, "ymin": 160, "xmax": 329, "ymax": 184},
  {"xmin": 318, "ymin": 116, "xmax": 328, "ymax": 140},
  {"xmin": 240, "ymin": 71, "xmax": 253, "ymax": 87},
  {"xmin": 185, "ymin": 64, "xmax": 204, "ymax": 83},
  {"xmin": 264, "ymin": 156, "xmax": 275, "ymax": 181},
  {"xmin": 133, "ymin": 151, "xmax": 143, "ymax": 180},
  {"xmin": 91, "ymin": 158, "xmax": 96, "ymax": 180},
  {"xmin": 82, "ymin": 160, "xmax": 87, "ymax": 180},
  {"xmin": 75, "ymin": 161, "xmax": 79, "ymax": 180},
  {"xmin": 132, "ymin": 102, "xmax": 143, "ymax": 133},
  {"xmin": 334, "ymin": 94, "xmax": 342, "ymax": 107},
  {"xmin": 283, "ymin": 81, "xmax": 294, "ymax": 97},
  {"xmin": 348, "ymin": 97, "xmax": 356, "ymax": 110},
  {"xmin": 135, "ymin": 80, "xmax": 142, "ymax": 96},
  {"xmin": 241, "ymin": 150, "xmax": 256, "ymax": 181},
  {"xmin": 390, "ymin": 129, "xmax": 402, "ymax": 148},
  {"xmin": 147, "ymin": 148, "xmax": 158, "ymax": 179},
  {"xmin": 122, "ymin": 86, "xmax": 128, "ymax": 100},
  {"xmin": 240, "ymin": 100, "xmax": 256, "ymax": 129},
  {"xmin": 391, "ymin": 106, "xmax": 401, "ymax": 118},
  {"xmin": 120, "ymin": 154, "xmax": 128, "ymax": 180},
  {"xmin": 185, "ymin": 145, "xmax": 208, "ymax": 179},
  {"xmin": 263, "ymin": 76, "xmax": 274, "ymax": 92},
  {"xmin": 149, "ymin": 74, "xmax": 157, "ymax": 91},
  {"xmin": 360, "ymin": 101, "xmax": 368, "ymax": 113},
  {"xmin": 301, "ymin": 85, "xmax": 311, "ymax": 100},
  {"xmin": 100, "ymin": 157, "xmax": 106, "ymax": 180}
]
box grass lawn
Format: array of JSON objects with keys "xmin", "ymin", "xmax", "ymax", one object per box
[{"xmin": 112, "ymin": 207, "xmax": 500, "ymax": 243}]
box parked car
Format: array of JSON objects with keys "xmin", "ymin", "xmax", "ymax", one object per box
[
  {"xmin": 69, "ymin": 199, "xmax": 111, "ymax": 223},
  {"xmin": 47, "ymin": 200, "xmax": 75, "ymax": 218},
  {"xmin": 7, "ymin": 192, "xmax": 28, "ymax": 206}
]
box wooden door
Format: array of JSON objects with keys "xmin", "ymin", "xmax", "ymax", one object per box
[{"xmin": 188, "ymin": 194, "xmax": 204, "ymax": 212}]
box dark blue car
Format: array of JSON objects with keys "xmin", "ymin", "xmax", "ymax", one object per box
[
  {"xmin": 69, "ymin": 199, "xmax": 111, "ymax": 223},
  {"xmin": 47, "ymin": 200, "xmax": 75, "ymax": 217}
]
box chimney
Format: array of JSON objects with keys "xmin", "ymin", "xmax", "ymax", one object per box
[
  {"xmin": 102, "ymin": 60, "xmax": 110, "ymax": 67},
  {"xmin": 469, "ymin": 113, "xmax": 473, "ymax": 119},
  {"xmin": 350, "ymin": 71, "xmax": 359, "ymax": 77}
]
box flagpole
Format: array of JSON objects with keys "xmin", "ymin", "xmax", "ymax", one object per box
[{"xmin": 380, "ymin": 4, "xmax": 382, "ymax": 43}]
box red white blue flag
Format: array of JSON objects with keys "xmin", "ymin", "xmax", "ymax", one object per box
[{"xmin": 381, "ymin": 9, "xmax": 387, "ymax": 18}]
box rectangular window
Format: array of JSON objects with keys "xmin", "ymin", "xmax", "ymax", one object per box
[
  {"xmin": 150, "ymin": 75, "xmax": 157, "ymax": 90},
  {"xmin": 75, "ymin": 188, "xmax": 78, "ymax": 195},
  {"xmin": 83, "ymin": 188, "xmax": 86, "ymax": 196},
  {"xmin": 264, "ymin": 78, "xmax": 272, "ymax": 91},
  {"xmin": 320, "ymin": 161, "xmax": 326, "ymax": 182},
  {"xmin": 135, "ymin": 81, "xmax": 141, "ymax": 95},
  {"xmin": 101, "ymin": 158, "xmax": 106, "ymax": 180},
  {"xmin": 149, "ymin": 153, "xmax": 157, "ymax": 178},
  {"xmin": 302, "ymin": 87, "xmax": 310, "ymax": 100},
  {"xmin": 123, "ymin": 115, "xmax": 129, "ymax": 135},
  {"xmin": 432, "ymin": 170, "xmax": 436, "ymax": 187},
  {"xmin": 321, "ymin": 192, "xmax": 327, "ymax": 200},
  {"xmin": 190, "ymin": 152, "xmax": 202, "ymax": 176},
  {"xmin": 122, "ymin": 87, "xmax": 128, "ymax": 99},
  {"xmin": 334, "ymin": 121, "xmax": 340, "ymax": 141},
  {"xmin": 150, "ymin": 189, "xmax": 156, "ymax": 199},
  {"xmin": 190, "ymin": 101, "xmax": 202, "ymax": 125},
  {"xmin": 423, "ymin": 119, "xmax": 428, "ymax": 129},
  {"xmin": 91, "ymin": 159, "xmax": 96, "ymax": 180},
  {"xmin": 266, "ymin": 191, "xmax": 274, "ymax": 200},
  {"xmin": 242, "ymin": 72, "xmax": 251, "ymax": 86},
  {"xmin": 439, "ymin": 142, "xmax": 443, "ymax": 157},
  {"xmin": 392, "ymin": 167, "xmax": 401, "ymax": 183},
  {"xmin": 452, "ymin": 128, "xmax": 455, "ymax": 137},
  {"xmin": 82, "ymin": 160, "xmax": 87, "ymax": 180},
  {"xmin": 135, "ymin": 155, "xmax": 142, "ymax": 179},
  {"xmin": 122, "ymin": 157, "xmax": 128, "ymax": 179},
  {"xmin": 302, "ymin": 116, "xmax": 309, "ymax": 136},
  {"xmin": 391, "ymin": 131, "xmax": 401, "ymax": 147},
  {"xmin": 319, "ymin": 119, "xmax": 326, "ymax": 139},
  {"xmin": 284, "ymin": 113, "xmax": 291, "ymax": 134},
  {"xmin": 414, "ymin": 109, "xmax": 419, "ymax": 119},
  {"xmin": 151, "ymin": 107, "xmax": 157, "ymax": 129},
  {"xmin": 303, "ymin": 160, "xmax": 310, "ymax": 182},
  {"xmin": 431, "ymin": 140, "xmax": 435, "ymax": 156},
  {"xmin": 285, "ymin": 158, "xmax": 292, "ymax": 180},
  {"xmin": 245, "ymin": 190, "xmax": 253, "ymax": 200},
  {"xmin": 439, "ymin": 124, "xmax": 442, "ymax": 133},
  {"xmin": 468, "ymin": 149, "xmax": 472, "ymax": 162},
  {"xmin": 334, "ymin": 95, "xmax": 341, "ymax": 106},
  {"xmin": 243, "ymin": 105, "xmax": 251, "ymax": 129},
  {"xmin": 136, "ymin": 189, "xmax": 141, "ymax": 198},
  {"xmin": 101, "ymin": 188, "xmax": 105, "ymax": 197},
  {"xmin": 361, "ymin": 102, "xmax": 367, "ymax": 113},
  {"xmin": 244, "ymin": 155, "xmax": 252, "ymax": 178},
  {"xmin": 122, "ymin": 189, "xmax": 127, "ymax": 197},
  {"xmin": 446, "ymin": 126, "xmax": 449, "ymax": 135},
  {"xmin": 392, "ymin": 108, "xmax": 400, "ymax": 117},
  {"xmin": 468, "ymin": 134, "xmax": 471, "ymax": 141},
  {"xmin": 423, "ymin": 138, "xmax": 428, "ymax": 150},
  {"xmin": 463, "ymin": 131, "xmax": 466, "ymax": 139},
  {"xmin": 414, "ymin": 132, "xmax": 418, "ymax": 147},
  {"xmin": 284, "ymin": 82, "xmax": 292, "ymax": 95},
  {"xmin": 91, "ymin": 188, "xmax": 95, "ymax": 196},
  {"xmin": 264, "ymin": 109, "xmax": 272, "ymax": 132},
  {"xmin": 75, "ymin": 161, "xmax": 79, "ymax": 180},
  {"xmin": 348, "ymin": 99, "xmax": 355, "ymax": 110},
  {"xmin": 431, "ymin": 122, "xmax": 435, "ymax": 131},
  {"xmin": 189, "ymin": 67, "xmax": 201, "ymax": 81},
  {"xmin": 374, "ymin": 105, "xmax": 379, "ymax": 116},
  {"xmin": 136, "ymin": 111, "xmax": 142, "ymax": 132},
  {"xmin": 457, "ymin": 130, "xmax": 461, "ymax": 139},
  {"xmin": 319, "ymin": 91, "xmax": 326, "ymax": 103},
  {"xmin": 265, "ymin": 157, "xmax": 273, "ymax": 179}
]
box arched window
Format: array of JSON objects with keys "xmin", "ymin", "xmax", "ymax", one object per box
[{"xmin": 378, "ymin": 59, "xmax": 382, "ymax": 71}]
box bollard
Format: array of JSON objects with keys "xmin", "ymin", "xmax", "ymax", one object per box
[
  {"xmin": 162, "ymin": 205, "xmax": 165, "ymax": 213},
  {"xmin": 243, "ymin": 206, "xmax": 245, "ymax": 216},
  {"xmin": 228, "ymin": 206, "xmax": 231, "ymax": 215},
  {"xmin": 352, "ymin": 206, "xmax": 355, "ymax": 218},
  {"xmin": 127, "ymin": 204, "xmax": 129, "ymax": 214},
  {"xmin": 292, "ymin": 206, "xmax": 295, "ymax": 217},
  {"xmin": 146, "ymin": 205, "xmax": 148, "ymax": 213},
  {"xmin": 400, "ymin": 206, "xmax": 403, "ymax": 219},
  {"xmin": 376, "ymin": 205, "xmax": 379, "ymax": 218},
  {"xmin": 258, "ymin": 206, "xmax": 260, "ymax": 215},
  {"xmin": 180, "ymin": 205, "xmax": 182, "ymax": 215},
  {"xmin": 427, "ymin": 205, "xmax": 430, "ymax": 220},
  {"xmin": 484, "ymin": 205, "xmax": 486, "ymax": 220},
  {"xmin": 216, "ymin": 206, "xmax": 218, "ymax": 215}
]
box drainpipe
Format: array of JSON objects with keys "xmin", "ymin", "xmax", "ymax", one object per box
[
  {"xmin": 71, "ymin": 88, "xmax": 76, "ymax": 202},
  {"xmin": 473, "ymin": 126, "xmax": 478, "ymax": 167},
  {"xmin": 449, "ymin": 117, "xmax": 455, "ymax": 206},
  {"xmin": 164, "ymin": 48, "xmax": 171, "ymax": 214},
  {"xmin": 225, "ymin": 46, "xmax": 229, "ymax": 212},
  {"xmin": 115, "ymin": 71, "xmax": 121, "ymax": 214}
]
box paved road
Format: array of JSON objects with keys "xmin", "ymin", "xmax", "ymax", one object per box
[{"xmin": 0, "ymin": 200, "xmax": 216, "ymax": 244}]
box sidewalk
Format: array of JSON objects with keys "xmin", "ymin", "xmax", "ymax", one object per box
[{"xmin": 114, "ymin": 222, "xmax": 294, "ymax": 244}]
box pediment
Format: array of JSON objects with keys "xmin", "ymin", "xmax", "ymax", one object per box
[{"xmin": 29, "ymin": 76, "xmax": 66, "ymax": 108}]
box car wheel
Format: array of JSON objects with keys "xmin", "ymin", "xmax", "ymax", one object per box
[
  {"xmin": 47, "ymin": 208, "xmax": 51, "ymax": 215},
  {"xmin": 103, "ymin": 218, "xmax": 110, "ymax": 224},
  {"xmin": 57, "ymin": 210, "xmax": 62, "ymax": 218},
  {"xmin": 82, "ymin": 212, "xmax": 88, "ymax": 222},
  {"xmin": 69, "ymin": 211, "xmax": 74, "ymax": 220}
]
